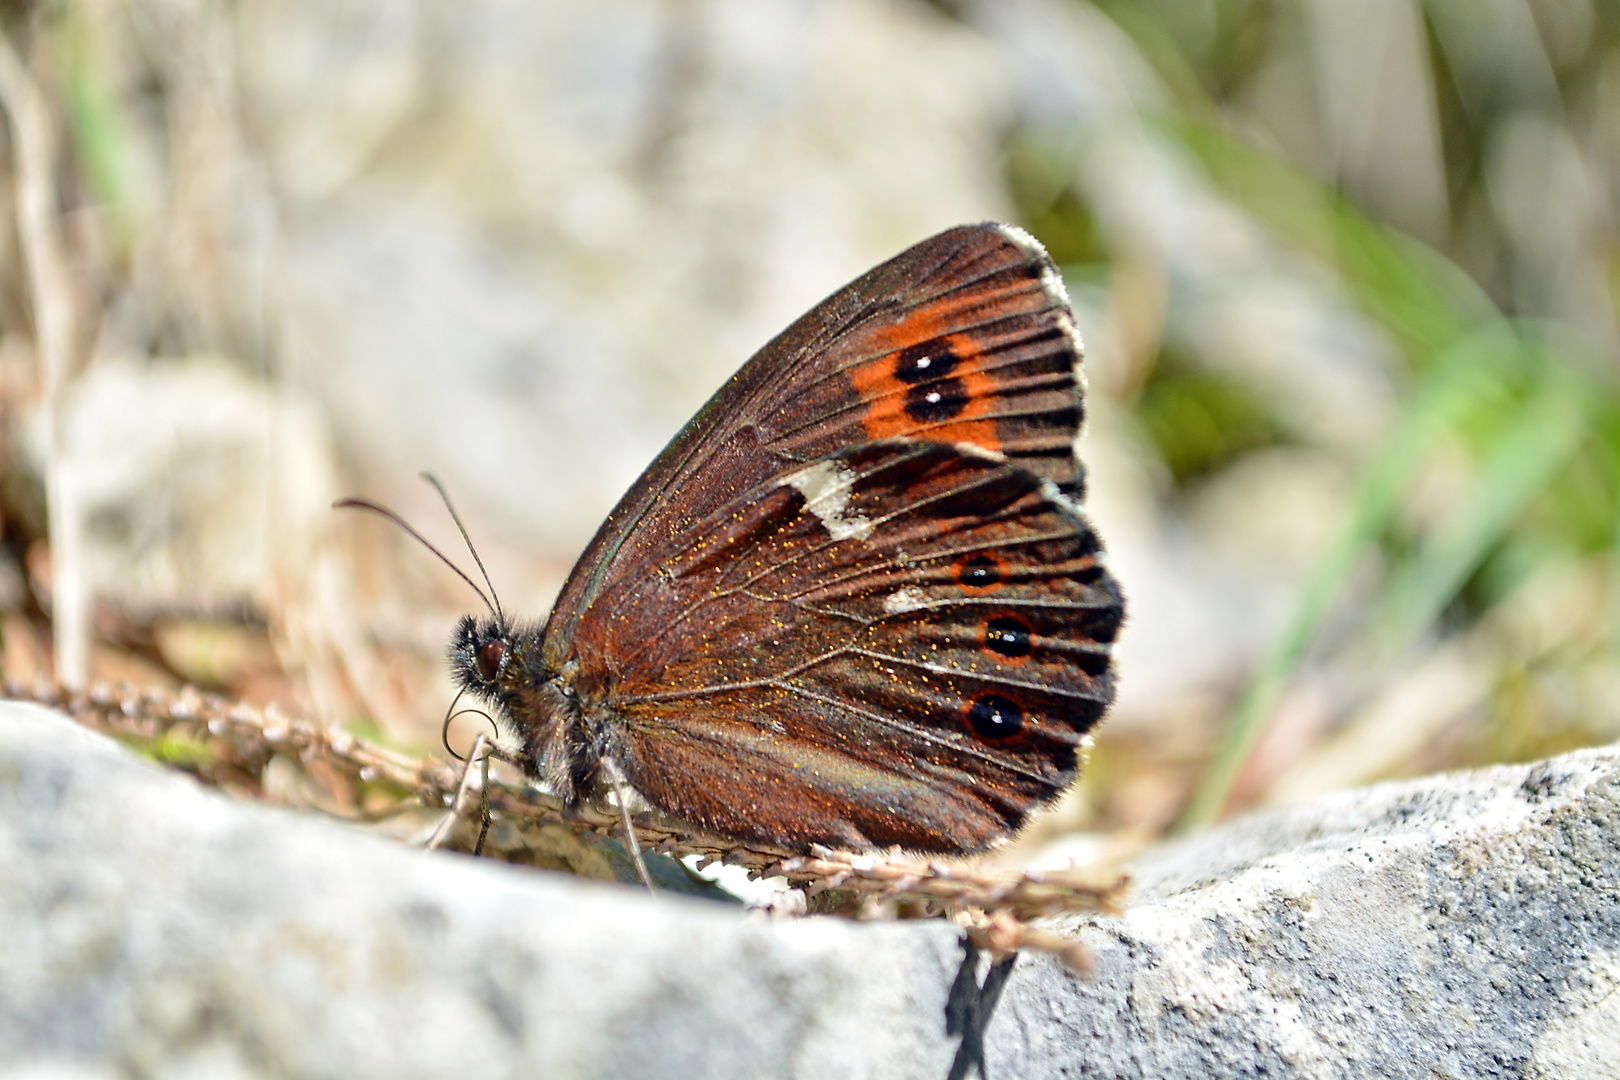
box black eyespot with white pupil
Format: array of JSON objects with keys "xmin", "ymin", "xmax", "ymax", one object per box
[
  {"xmin": 476, "ymin": 639, "xmax": 506, "ymax": 680},
  {"xmin": 967, "ymin": 695, "xmax": 1024, "ymax": 740},
  {"xmin": 895, "ymin": 340, "xmax": 970, "ymax": 423},
  {"xmin": 895, "ymin": 340, "xmax": 960, "ymax": 383},
  {"xmin": 905, "ymin": 379, "xmax": 969, "ymax": 422},
  {"xmin": 957, "ymin": 553, "xmax": 1002, "ymax": 589},
  {"xmin": 984, "ymin": 616, "xmax": 1033, "ymax": 658}
]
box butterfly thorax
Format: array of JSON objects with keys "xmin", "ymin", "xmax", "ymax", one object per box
[{"xmin": 449, "ymin": 613, "xmax": 598, "ymax": 805}]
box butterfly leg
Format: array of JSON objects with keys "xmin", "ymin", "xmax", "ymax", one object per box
[
  {"xmin": 600, "ymin": 756, "xmax": 655, "ymax": 894},
  {"xmin": 472, "ymin": 744, "xmax": 492, "ymax": 857},
  {"xmin": 426, "ymin": 731, "xmax": 492, "ymax": 853}
]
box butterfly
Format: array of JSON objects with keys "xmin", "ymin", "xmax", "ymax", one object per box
[{"xmin": 445, "ymin": 223, "xmax": 1122, "ymax": 859}]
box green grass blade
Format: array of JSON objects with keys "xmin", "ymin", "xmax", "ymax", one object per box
[
  {"xmin": 1173, "ymin": 327, "xmax": 1523, "ymax": 833},
  {"xmin": 1371, "ymin": 364, "xmax": 1591, "ymax": 655}
]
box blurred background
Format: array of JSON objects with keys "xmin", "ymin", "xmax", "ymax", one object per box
[{"xmin": 1, "ymin": 0, "xmax": 1617, "ymax": 855}]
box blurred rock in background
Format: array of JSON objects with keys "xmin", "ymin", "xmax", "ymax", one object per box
[{"xmin": 2, "ymin": 0, "xmax": 1618, "ymax": 851}]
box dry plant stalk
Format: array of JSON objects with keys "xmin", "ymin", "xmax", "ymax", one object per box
[
  {"xmin": 4, "ymin": 678, "xmax": 1128, "ymax": 964},
  {"xmin": 0, "ymin": 30, "xmax": 88, "ymax": 688}
]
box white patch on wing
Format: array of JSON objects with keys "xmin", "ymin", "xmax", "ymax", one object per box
[
  {"xmin": 781, "ymin": 459, "xmax": 875, "ymax": 541},
  {"xmin": 1040, "ymin": 476, "xmax": 1096, "ymax": 520},
  {"xmin": 883, "ymin": 585, "xmax": 928, "ymax": 614},
  {"xmin": 952, "ymin": 441, "xmax": 1007, "ymax": 463}
]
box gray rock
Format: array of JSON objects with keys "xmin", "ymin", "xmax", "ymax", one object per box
[
  {"xmin": 1034, "ymin": 748, "xmax": 1620, "ymax": 1080},
  {"xmin": 3, "ymin": 702, "xmax": 1618, "ymax": 1079}
]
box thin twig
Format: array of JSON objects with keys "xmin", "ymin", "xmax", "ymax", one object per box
[
  {"xmin": 7, "ymin": 678, "xmax": 1129, "ymax": 961},
  {"xmin": 0, "ymin": 30, "xmax": 86, "ymax": 688}
]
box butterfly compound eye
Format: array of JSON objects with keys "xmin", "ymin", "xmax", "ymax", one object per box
[{"xmin": 476, "ymin": 639, "xmax": 506, "ymax": 680}]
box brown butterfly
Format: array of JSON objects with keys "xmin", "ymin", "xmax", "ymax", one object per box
[{"xmin": 445, "ymin": 223, "xmax": 1122, "ymax": 859}]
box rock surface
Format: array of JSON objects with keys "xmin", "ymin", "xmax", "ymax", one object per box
[{"xmin": 3, "ymin": 702, "xmax": 1618, "ymax": 1079}]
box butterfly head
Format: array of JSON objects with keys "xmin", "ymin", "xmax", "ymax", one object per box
[
  {"xmin": 447, "ymin": 612, "xmax": 583, "ymax": 799},
  {"xmin": 449, "ymin": 613, "xmax": 520, "ymax": 699}
]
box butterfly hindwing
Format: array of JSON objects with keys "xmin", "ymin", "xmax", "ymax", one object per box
[{"xmin": 576, "ymin": 441, "xmax": 1120, "ymax": 852}]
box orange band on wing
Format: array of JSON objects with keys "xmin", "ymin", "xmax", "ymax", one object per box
[{"xmin": 848, "ymin": 331, "xmax": 1001, "ymax": 452}]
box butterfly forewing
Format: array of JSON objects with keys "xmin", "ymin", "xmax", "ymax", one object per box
[
  {"xmin": 542, "ymin": 224, "xmax": 1087, "ymax": 651},
  {"xmin": 756, "ymin": 230, "xmax": 1085, "ymax": 487},
  {"xmin": 575, "ymin": 441, "xmax": 1121, "ymax": 852}
]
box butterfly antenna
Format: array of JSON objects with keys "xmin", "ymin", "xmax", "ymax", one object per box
[
  {"xmin": 420, "ymin": 472, "xmax": 506, "ymax": 628},
  {"xmin": 332, "ymin": 496, "xmax": 498, "ymax": 619}
]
